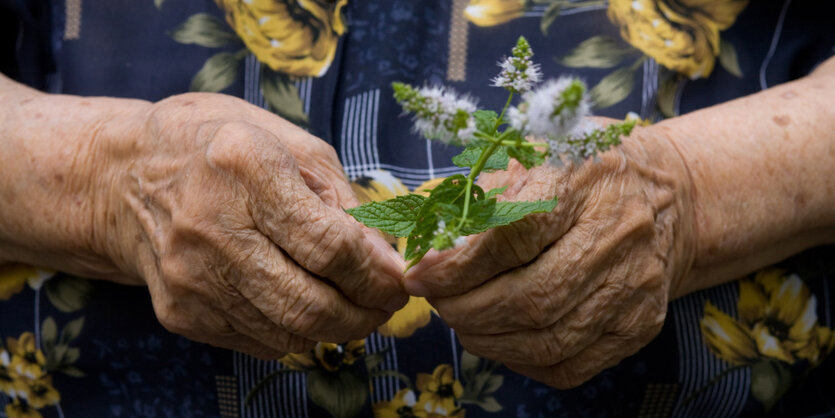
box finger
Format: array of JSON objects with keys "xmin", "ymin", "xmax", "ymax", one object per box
[
  {"xmin": 430, "ymin": 197, "xmax": 656, "ymax": 334},
  {"xmin": 404, "ymin": 164, "xmax": 576, "ymax": 298},
  {"xmin": 504, "ymin": 332, "xmax": 641, "ymax": 390},
  {"xmin": 227, "ymin": 229, "xmax": 394, "ymax": 343},
  {"xmin": 250, "ymin": 105, "xmax": 358, "ymax": 208},
  {"xmin": 205, "ymin": 122, "xmax": 407, "ymax": 313},
  {"xmin": 146, "ymin": 279, "xmax": 288, "ymax": 360},
  {"xmin": 454, "ymin": 293, "xmax": 610, "ymax": 367}
]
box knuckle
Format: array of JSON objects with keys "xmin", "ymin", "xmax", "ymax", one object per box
[
  {"xmin": 513, "ymin": 278, "xmax": 556, "ymax": 329},
  {"xmin": 205, "ymin": 122, "xmax": 258, "ymax": 173},
  {"xmin": 532, "ymin": 331, "xmax": 563, "ymax": 366},
  {"xmin": 154, "ymin": 300, "xmax": 191, "ymax": 336},
  {"xmin": 457, "ymin": 335, "xmax": 499, "ymax": 361},
  {"xmin": 279, "ymin": 286, "xmax": 329, "ymax": 336}
]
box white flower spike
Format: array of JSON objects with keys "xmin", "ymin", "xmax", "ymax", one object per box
[{"xmin": 492, "ymin": 36, "xmax": 542, "ymax": 94}]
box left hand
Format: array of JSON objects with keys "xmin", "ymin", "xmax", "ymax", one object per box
[{"xmin": 404, "ymin": 124, "xmax": 696, "ymax": 388}]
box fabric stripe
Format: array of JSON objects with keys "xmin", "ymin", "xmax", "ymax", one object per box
[
  {"xmin": 450, "ymin": 329, "xmax": 460, "ymax": 382},
  {"xmin": 759, "ymin": 0, "xmax": 793, "ymax": 90},
  {"xmin": 672, "ymin": 283, "xmax": 749, "ymax": 417},
  {"xmin": 447, "ymin": 0, "xmax": 469, "ymax": 81},
  {"xmin": 64, "ymin": 0, "xmax": 82, "ymax": 40},
  {"xmin": 341, "ymin": 90, "xmax": 385, "ymax": 179}
]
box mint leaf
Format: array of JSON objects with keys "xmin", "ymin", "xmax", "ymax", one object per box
[
  {"xmin": 453, "ymin": 146, "xmax": 509, "ymax": 172},
  {"xmin": 346, "ymin": 194, "xmax": 425, "ymax": 237},
  {"xmin": 473, "ymin": 110, "xmax": 499, "ymax": 134},
  {"xmin": 506, "ymin": 145, "xmax": 547, "ymax": 169},
  {"xmin": 405, "ymin": 176, "xmax": 468, "ymax": 263},
  {"xmin": 461, "ymin": 198, "xmax": 557, "ymax": 235},
  {"xmin": 485, "ymin": 186, "xmax": 508, "ymax": 199}
]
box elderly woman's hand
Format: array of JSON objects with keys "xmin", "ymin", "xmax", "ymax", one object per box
[
  {"xmin": 404, "ymin": 59, "xmax": 835, "ymax": 388},
  {"xmin": 404, "ymin": 124, "xmax": 697, "ymax": 388},
  {"xmin": 0, "ymin": 78, "xmax": 408, "ymax": 359}
]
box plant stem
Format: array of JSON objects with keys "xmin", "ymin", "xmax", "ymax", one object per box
[
  {"xmin": 495, "ymin": 92, "xmax": 514, "ymax": 131},
  {"xmin": 680, "ymin": 364, "xmax": 746, "ymax": 407},
  {"xmin": 499, "ymin": 140, "xmax": 547, "ymax": 148},
  {"xmin": 460, "ymin": 141, "xmax": 501, "ymax": 223}
]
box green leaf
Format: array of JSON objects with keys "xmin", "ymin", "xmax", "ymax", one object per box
[
  {"xmin": 260, "ymin": 66, "xmax": 309, "ymax": 127},
  {"xmin": 472, "ymin": 110, "xmax": 498, "ymax": 134},
  {"xmin": 461, "ymin": 198, "xmax": 557, "ymax": 235},
  {"xmin": 540, "ymin": 2, "xmax": 562, "ymax": 35},
  {"xmin": 190, "ymin": 51, "xmax": 242, "ymax": 93},
  {"xmin": 557, "ymin": 36, "xmax": 635, "ymax": 69},
  {"xmin": 719, "ymin": 39, "xmax": 743, "ymax": 78},
  {"xmin": 483, "ymin": 374, "xmax": 503, "ymax": 394},
  {"xmin": 63, "ymin": 347, "xmax": 80, "ymax": 364},
  {"xmin": 41, "ymin": 317, "xmax": 57, "ymax": 349},
  {"xmin": 751, "ymin": 360, "xmax": 792, "ymax": 412},
  {"xmin": 460, "ymin": 350, "xmax": 480, "ymax": 380},
  {"xmin": 346, "ymin": 194, "xmax": 425, "ymax": 237},
  {"xmin": 245, "ymin": 369, "xmax": 303, "ymax": 406},
  {"xmin": 476, "ymin": 396, "xmax": 503, "ymax": 413},
  {"xmin": 485, "ymin": 186, "xmax": 507, "ymax": 199},
  {"xmin": 506, "ymin": 144, "xmax": 546, "ymax": 169},
  {"xmin": 170, "ymin": 13, "xmax": 239, "ymax": 48},
  {"xmin": 58, "ymin": 366, "xmax": 85, "ymax": 378},
  {"xmin": 452, "ymin": 145, "xmax": 509, "ymax": 172},
  {"xmin": 307, "ymin": 369, "xmax": 368, "ymax": 418},
  {"xmin": 405, "ymin": 176, "xmax": 469, "ymax": 263},
  {"xmin": 45, "ymin": 274, "xmax": 92, "ymax": 313},
  {"xmin": 364, "ymin": 353, "xmax": 385, "ymax": 372},
  {"xmin": 61, "ymin": 317, "xmax": 85, "ymax": 343},
  {"xmin": 656, "ymin": 67, "xmax": 680, "ymax": 118},
  {"xmin": 590, "ymin": 66, "xmax": 636, "ymax": 109}
]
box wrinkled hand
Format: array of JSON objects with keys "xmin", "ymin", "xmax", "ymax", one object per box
[
  {"xmin": 101, "ymin": 93, "xmax": 407, "ymax": 359},
  {"xmin": 405, "ymin": 123, "xmax": 696, "ymax": 388}
]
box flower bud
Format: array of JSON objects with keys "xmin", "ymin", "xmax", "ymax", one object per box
[{"xmin": 464, "ymin": 0, "xmax": 526, "ymax": 27}]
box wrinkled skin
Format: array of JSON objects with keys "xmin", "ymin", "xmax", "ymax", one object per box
[
  {"xmin": 86, "ymin": 93, "xmax": 408, "ymax": 359},
  {"xmin": 405, "ymin": 124, "xmax": 697, "ymax": 389}
]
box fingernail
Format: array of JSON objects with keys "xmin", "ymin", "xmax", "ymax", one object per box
[{"xmin": 404, "ymin": 277, "xmax": 430, "ymax": 298}]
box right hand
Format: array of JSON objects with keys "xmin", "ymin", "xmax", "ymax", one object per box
[{"xmin": 96, "ymin": 93, "xmax": 407, "ymax": 358}]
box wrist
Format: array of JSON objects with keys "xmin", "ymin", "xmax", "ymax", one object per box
[
  {"xmin": 658, "ymin": 71, "xmax": 835, "ymax": 297},
  {"xmin": 0, "ymin": 85, "xmax": 151, "ymax": 283}
]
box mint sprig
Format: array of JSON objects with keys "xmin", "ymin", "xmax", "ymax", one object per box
[{"xmin": 346, "ymin": 36, "xmax": 636, "ymax": 268}]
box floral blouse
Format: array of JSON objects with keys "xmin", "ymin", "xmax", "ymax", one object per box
[{"xmin": 1, "ymin": 0, "xmax": 834, "ymax": 417}]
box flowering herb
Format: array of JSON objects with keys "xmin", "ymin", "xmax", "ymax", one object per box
[{"xmin": 347, "ymin": 37, "xmax": 635, "ymax": 267}]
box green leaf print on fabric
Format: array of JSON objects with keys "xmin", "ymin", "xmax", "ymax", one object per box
[
  {"xmin": 169, "ymin": 13, "xmax": 240, "ymax": 48},
  {"xmin": 190, "ymin": 50, "xmax": 246, "ymax": 93},
  {"xmin": 260, "ymin": 67, "xmax": 310, "ymax": 127},
  {"xmin": 557, "ymin": 35, "xmax": 636, "ymax": 69}
]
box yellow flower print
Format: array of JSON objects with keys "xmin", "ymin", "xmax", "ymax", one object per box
[
  {"xmin": 700, "ymin": 268, "xmax": 835, "ymax": 366},
  {"xmin": 374, "ymin": 388, "xmax": 419, "ymax": 418},
  {"xmin": 5, "ymin": 399, "xmax": 43, "ymax": 418},
  {"xmin": 352, "ymin": 171, "xmax": 442, "ymax": 338},
  {"xmin": 215, "ymin": 0, "xmax": 347, "ymax": 77},
  {"xmin": 0, "ymin": 264, "xmax": 54, "ymax": 300},
  {"xmin": 16, "ymin": 374, "xmax": 60, "ymax": 409},
  {"xmin": 415, "ymin": 364, "xmax": 464, "ymax": 416},
  {"xmin": 7, "ymin": 332, "xmax": 46, "ymax": 379},
  {"xmin": 607, "ymin": 0, "xmax": 748, "ymax": 78},
  {"xmin": 280, "ymin": 340, "xmax": 365, "ymax": 372},
  {"xmin": 463, "ymin": 0, "xmax": 526, "ymax": 27},
  {"xmin": 378, "ymin": 296, "xmax": 436, "ymax": 338},
  {"xmin": 1, "ymin": 349, "xmax": 19, "ymax": 395}
]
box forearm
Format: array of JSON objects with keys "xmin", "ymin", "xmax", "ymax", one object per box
[
  {"xmin": 0, "ymin": 74, "xmax": 150, "ymax": 282},
  {"xmin": 661, "ymin": 58, "xmax": 835, "ymax": 298}
]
